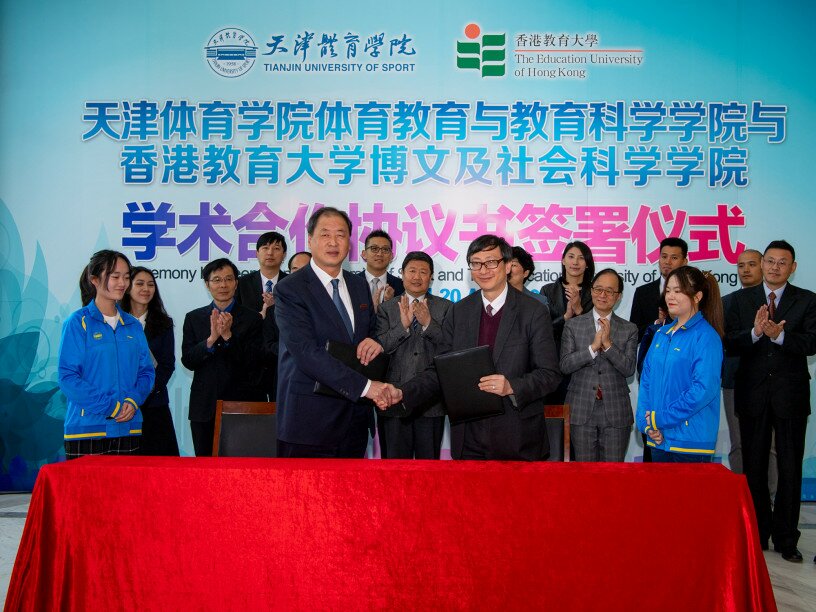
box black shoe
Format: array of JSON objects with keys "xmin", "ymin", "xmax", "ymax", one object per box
[
  {"xmin": 773, "ymin": 546, "xmax": 803, "ymax": 562},
  {"xmin": 760, "ymin": 541, "xmax": 769, "ymax": 551}
]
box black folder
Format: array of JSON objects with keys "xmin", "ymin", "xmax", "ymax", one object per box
[
  {"xmin": 314, "ymin": 340, "xmax": 390, "ymax": 400},
  {"xmin": 434, "ymin": 345, "xmax": 504, "ymax": 425}
]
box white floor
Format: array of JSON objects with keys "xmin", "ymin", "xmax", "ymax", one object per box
[{"xmin": 1, "ymin": 493, "xmax": 814, "ymax": 609}]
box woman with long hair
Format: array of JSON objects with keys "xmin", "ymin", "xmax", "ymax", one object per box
[
  {"xmin": 58, "ymin": 250, "xmax": 154, "ymax": 458},
  {"xmin": 121, "ymin": 267, "xmax": 180, "ymax": 456},
  {"xmin": 541, "ymin": 241, "xmax": 596, "ymax": 402},
  {"xmin": 636, "ymin": 266, "xmax": 724, "ymax": 462}
]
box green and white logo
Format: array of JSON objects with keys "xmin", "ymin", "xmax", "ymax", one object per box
[{"xmin": 456, "ymin": 23, "xmax": 506, "ymax": 77}]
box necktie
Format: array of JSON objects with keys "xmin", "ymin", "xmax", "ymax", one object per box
[
  {"xmin": 265, "ymin": 279, "xmax": 273, "ymax": 293},
  {"xmin": 411, "ymin": 298, "xmax": 420, "ymax": 331},
  {"xmin": 486, "ymin": 304, "xmax": 493, "ymax": 317},
  {"xmin": 331, "ymin": 279, "xmax": 354, "ymax": 340},
  {"xmin": 596, "ymin": 317, "xmax": 606, "ymax": 400},
  {"xmin": 371, "ymin": 277, "xmax": 381, "ymax": 312},
  {"xmin": 768, "ymin": 292, "xmax": 776, "ymax": 320}
]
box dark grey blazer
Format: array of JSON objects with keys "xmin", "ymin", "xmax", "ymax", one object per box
[
  {"xmin": 560, "ymin": 311, "xmax": 638, "ymax": 427},
  {"xmin": 375, "ymin": 293, "xmax": 452, "ymax": 417},
  {"xmin": 400, "ymin": 287, "xmax": 561, "ymax": 458}
]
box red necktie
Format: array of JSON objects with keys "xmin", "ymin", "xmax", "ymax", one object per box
[{"xmin": 768, "ymin": 292, "xmax": 776, "ymax": 321}]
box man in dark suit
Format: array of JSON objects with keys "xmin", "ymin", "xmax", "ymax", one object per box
[
  {"xmin": 630, "ymin": 237, "xmax": 688, "ymax": 342},
  {"xmin": 725, "ymin": 240, "xmax": 816, "ymax": 563},
  {"xmin": 181, "ymin": 258, "xmax": 264, "ymax": 456},
  {"xmin": 235, "ymin": 232, "xmax": 287, "ymax": 401},
  {"xmin": 360, "ymin": 229, "xmax": 404, "ymax": 312},
  {"xmin": 376, "ymin": 251, "xmax": 452, "ymax": 459},
  {"xmin": 379, "ymin": 234, "xmax": 561, "ymax": 460},
  {"xmin": 630, "ymin": 236, "xmax": 688, "ymax": 462},
  {"xmin": 275, "ymin": 207, "xmax": 389, "ymax": 458}
]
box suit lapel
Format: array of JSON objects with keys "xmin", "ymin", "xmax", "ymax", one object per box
[
  {"xmin": 304, "ymin": 266, "xmax": 353, "ymax": 341},
  {"xmin": 493, "ymin": 288, "xmax": 519, "ymax": 363},
  {"xmin": 345, "ymin": 270, "xmax": 370, "ymax": 342},
  {"xmin": 774, "ymin": 284, "xmax": 797, "ymax": 322}
]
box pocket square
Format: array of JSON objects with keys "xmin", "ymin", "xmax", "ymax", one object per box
[{"xmin": 359, "ymin": 303, "xmax": 369, "ymax": 311}]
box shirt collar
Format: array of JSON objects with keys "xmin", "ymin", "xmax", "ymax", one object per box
[
  {"xmin": 592, "ymin": 308, "xmax": 611, "ymax": 327},
  {"xmin": 211, "ymin": 298, "xmax": 236, "ymax": 313},
  {"xmin": 405, "ymin": 291, "xmax": 427, "ymax": 302},
  {"xmin": 310, "ymin": 259, "xmax": 343, "ymax": 287},
  {"xmin": 763, "ymin": 282, "xmax": 786, "ymax": 300},
  {"xmin": 482, "ymin": 283, "xmax": 509, "ymax": 313},
  {"xmin": 364, "ymin": 270, "xmax": 388, "ymax": 286},
  {"xmin": 260, "ymin": 271, "xmax": 280, "ymax": 287}
]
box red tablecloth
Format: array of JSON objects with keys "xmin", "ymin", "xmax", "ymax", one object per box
[{"xmin": 5, "ymin": 458, "xmax": 775, "ymax": 611}]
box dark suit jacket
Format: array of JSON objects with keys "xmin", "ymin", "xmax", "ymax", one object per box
[
  {"xmin": 142, "ymin": 324, "xmax": 175, "ymax": 409},
  {"xmin": 235, "ymin": 270, "xmax": 288, "ymax": 398},
  {"xmin": 540, "ymin": 282, "xmax": 593, "ymax": 347},
  {"xmin": 724, "ymin": 283, "xmax": 816, "ymax": 418},
  {"xmin": 375, "ymin": 293, "xmax": 452, "ymax": 418},
  {"xmin": 560, "ymin": 312, "xmax": 638, "ymax": 426},
  {"xmin": 400, "ymin": 287, "xmax": 561, "ymax": 458},
  {"xmin": 275, "ymin": 265, "xmax": 377, "ymax": 447},
  {"xmin": 629, "ymin": 278, "xmax": 661, "ymax": 342},
  {"xmin": 181, "ymin": 302, "xmax": 264, "ymax": 422},
  {"xmin": 358, "ymin": 271, "xmax": 405, "ymax": 298}
]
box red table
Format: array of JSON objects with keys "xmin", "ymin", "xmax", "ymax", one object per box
[{"xmin": 5, "ymin": 458, "xmax": 775, "ymax": 611}]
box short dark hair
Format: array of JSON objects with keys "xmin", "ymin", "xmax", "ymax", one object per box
[
  {"xmin": 256, "ymin": 231, "xmax": 287, "ymax": 253},
  {"xmin": 365, "ymin": 229, "xmax": 393, "ymax": 250},
  {"xmin": 764, "ymin": 240, "xmax": 795, "ymax": 261},
  {"xmin": 467, "ymin": 234, "xmax": 512, "ymax": 263},
  {"xmin": 592, "ymin": 268, "xmax": 624, "ymax": 294},
  {"xmin": 287, "ymin": 251, "xmax": 311, "ymax": 270},
  {"xmin": 559, "ymin": 241, "xmax": 595, "ymax": 289},
  {"xmin": 401, "ymin": 251, "xmax": 434, "ymax": 274},
  {"xmin": 202, "ymin": 258, "xmax": 239, "ymax": 282},
  {"xmin": 510, "ymin": 246, "xmax": 535, "ymax": 282},
  {"xmin": 660, "ymin": 237, "xmax": 689, "ymax": 259},
  {"xmin": 307, "ymin": 207, "xmax": 353, "ymax": 236},
  {"xmin": 84, "ymin": 250, "xmax": 132, "ymax": 303}
]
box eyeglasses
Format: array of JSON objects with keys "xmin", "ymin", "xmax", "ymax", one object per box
[
  {"xmin": 366, "ymin": 246, "xmax": 392, "ymax": 255},
  {"xmin": 468, "ymin": 259, "xmax": 502, "ymax": 271},
  {"xmin": 763, "ymin": 258, "xmax": 790, "ymax": 269},
  {"xmin": 208, "ymin": 276, "xmax": 236, "ymax": 285},
  {"xmin": 591, "ymin": 287, "xmax": 620, "ymax": 297}
]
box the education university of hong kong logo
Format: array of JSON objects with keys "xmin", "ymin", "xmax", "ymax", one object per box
[
  {"xmin": 205, "ymin": 28, "xmax": 258, "ymax": 78},
  {"xmin": 456, "ymin": 23, "xmax": 506, "ymax": 77}
]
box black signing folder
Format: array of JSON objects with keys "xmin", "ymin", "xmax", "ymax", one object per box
[
  {"xmin": 314, "ymin": 340, "xmax": 390, "ymax": 400},
  {"xmin": 434, "ymin": 345, "xmax": 504, "ymax": 425}
]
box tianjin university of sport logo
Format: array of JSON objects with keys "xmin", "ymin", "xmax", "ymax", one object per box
[
  {"xmin": 205, "ymin": 28, "xmax": 258, "ymax": 78},
  {"xmin": 456, "ymin": 23, "xmax": 506, "ymax": 77}
]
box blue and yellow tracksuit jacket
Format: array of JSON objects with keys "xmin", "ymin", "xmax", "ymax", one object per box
[
  {"xmin": 636, "ymin": 311, "xmax": 723, "ymax": 455},
  {"xmin": 58, "ymin": 301, "xmax": 155, "ymax": 441}
]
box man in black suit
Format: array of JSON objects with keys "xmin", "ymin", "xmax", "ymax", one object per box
[
  {"xmin": 274, "ymin": 207, "xmax": 389, "ymax": 458},
  {"xmin": 629, "ymin": 237, "xmax": 689, "ymax": 342},
  {"xmin": 235, "ymin": 232, "xmax": 287, "ymax": 401},
  {"xmin": 725, "ymin": 240, "xmax": 816, "ymax": 563},
  {"xmin": 379, "ymin": 235, "xmax": 561, "ymax": 460},
  {"xmin": 630, "ymin": 236, "xmax": 688, "ymax": 462},
  {"xmin": 360, "ymin": 229, "xmax": 404, "ymax": 312},
  {"xmin": 181, "ymin": 258, "xmax": 264, "ymax": 456}
]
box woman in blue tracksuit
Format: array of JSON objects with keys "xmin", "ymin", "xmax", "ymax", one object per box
[
  {"xmin": 636, "ymin": 266, "xmax": 724, "ymax": 462},
  {"xmin": 58, "ymin": 250, "xmax": 154, "ymax": 458}
]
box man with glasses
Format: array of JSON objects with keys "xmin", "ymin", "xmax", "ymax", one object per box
[
  {"xmin": 360, "ymin": 229, "xmax": 404, "ymax": 312},
  {"xmin": 725, "ymin": 240, "xmax": 816, "ymax": 563},
  {"xmin": 377, "ymin": 234, "xmax": 561, "ymax": 460},
  {"xmin": 181, "ymin": 258, "xmax": 264, "ymax": 456},
  {"xmin": 560, "ymin": 269, "xmax": 638, "ymax": 462}
]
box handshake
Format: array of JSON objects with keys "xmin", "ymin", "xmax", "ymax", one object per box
[{"xmin": 364, "ymin": 381, "xmax": 404, "ymax": 410}]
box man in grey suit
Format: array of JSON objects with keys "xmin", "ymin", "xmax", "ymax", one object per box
[
  {"xmin": 376, "ymin": 252, "xmax": 452, "ymax": 458},
  {"xmin": 560, "ymin": 269, "xmax": 639, "ymax": 462},
  {"xmin": 377, "ymin": 234, "xmax": 561, "ymax": 460}
]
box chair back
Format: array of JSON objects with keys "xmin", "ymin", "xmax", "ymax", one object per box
[
  {"xmin": 213, "ymin": 400, "xmax": 277, "ymax": 457},
  {"xmin": 544, "ymin": 404, "xmax": 571, "ymax": 462}
]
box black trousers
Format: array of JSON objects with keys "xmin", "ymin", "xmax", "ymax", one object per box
[
  {"xmin": 379, "ymin": 414, "xmax": 445, "ymax": 459},
  {"xmin": 277, "ymin": 406, "xmax": 370, "ymax": 459},
  {"xmin": 190, "ymin": 419, "xmax": 215, "ymax": 457},
  {"xmin": 739, "ymin": 407, "xmax": 807, "ymax": 550}
]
